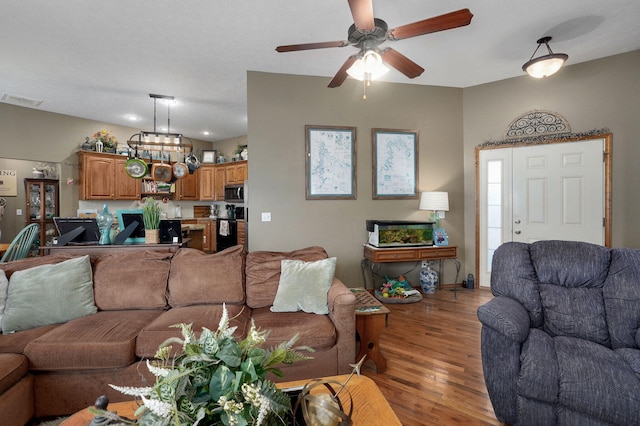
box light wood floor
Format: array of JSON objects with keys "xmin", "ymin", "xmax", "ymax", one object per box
[{"xmin": 360, "ymin": 287, "xmax": 505, "ymax": 425}]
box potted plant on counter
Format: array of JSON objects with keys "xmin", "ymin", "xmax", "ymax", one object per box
[{"xmin": 142, "ymin": 197, "xmax": 161, "ymax": 244}]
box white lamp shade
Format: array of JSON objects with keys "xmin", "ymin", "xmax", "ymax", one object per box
[{"xmin": 419, "ymin": 191, "xmax": 449, "ymax": 211}]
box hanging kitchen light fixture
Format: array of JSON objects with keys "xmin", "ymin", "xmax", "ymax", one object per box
[
  {"xmin": 522, "ymin": 36, "xmax": 568, "ymax": 78},
  {"xmin": 125, "ymin": 94, "xmax": 197, "ymax": 179}
]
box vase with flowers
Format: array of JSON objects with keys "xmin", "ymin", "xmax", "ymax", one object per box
[
  {"xmin": 99, "ymin": 305, "xmax": 313, "ymax": 426},
  {"xmin": 91, "ymin": 129, "xmax": 118, "ymax": 153}
]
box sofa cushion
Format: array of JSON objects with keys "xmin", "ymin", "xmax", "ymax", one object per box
[
  {"xmin": 246, "ymin": 246, "xmax": 328, "ymax": 309},
  {"xmin": 0, "ymin": 324, "xmax": 59, "ymax": 354},
  {"xmin": 136, "ymin": 304, "xmax": 250, "ymax": 358},
  {"xmin": 271, "ymin": 257, "xmax": 336, "ymax": 314},
  {"xmin": 2, "ymin": 256, "xmax": 97, "ymax": 334},
  {"xmin": 167, "ymin": 246, "xmax": 245, "ymax": 308},
  {"xmin": 93, "ymin": 250, "xmax": 172, "ymax": 310},
  {"xmin": 251, "ymin": 307, "xmax": 336, "ymax": 351},
  {"xmin": 0, "ymin": 353, "xmax": 29, "ymax": 395},
  {"xmin": 0, "ymin": 253, "xmax": 78, "ymax": 280},
  {"xmin": 24, "ymin": 310, "xmax": 162, "ymax": 370}
]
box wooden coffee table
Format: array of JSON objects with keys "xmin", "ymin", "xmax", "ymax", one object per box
[{"xmin": 62, "ymin": 374, "xmax": 401, "ymax": 425}]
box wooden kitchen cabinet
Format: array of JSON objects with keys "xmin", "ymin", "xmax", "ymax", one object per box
[
  {"xmin": 198, "ymin": 165, "xmax": 216, "ymax": 201},
  {"xmin": 213, "ymin": 165, "xmax": 226, "ymax": 201},
  {"xmin": 176, "ymin": 170, "xmax": 198, "ymax": 201},
  {"xmin": 78, "ymin": 151, "xmax": 140, "ymax": 200},
  {"xmin": 237, "ymin": 220, "xmax": 246, "ymax": 248},
  {"xmin": 226, "ymin": 160, "xmax": 247, "ymax": 184},
  {"xmin": 197, "ymin": 218, "xmax": 215, "ymax": 252}
]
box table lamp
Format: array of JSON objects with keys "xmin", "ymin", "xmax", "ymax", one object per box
[{"xmin": 419, "ymin": 191, "xmax": 449, "ymax": 229}]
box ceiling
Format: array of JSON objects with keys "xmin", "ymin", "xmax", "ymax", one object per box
[{"xmin": 1, "ymin": 0, "xmax": 639, "ymax": 142}]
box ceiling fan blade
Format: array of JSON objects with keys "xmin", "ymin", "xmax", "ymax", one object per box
[
  {"xmin": 380, "ymin": 48, "xmax": 425, "ymax": 79},
  {"xmin": 276, "ymin": 40, "xmax": 349, "ymax": 52},
  {"xmin": 389, "ymin": 8, "xmax": 473, "ymax": 41},
  {"xmin": 348, "ymin": 0, "xmax": 375, "ymax": 30},
  {"xmin": 328, "ymin": 55, "xmax": 358, "ymax": 88}
]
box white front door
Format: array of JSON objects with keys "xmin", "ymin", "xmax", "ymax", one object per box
[
  {"xmin": 477, "ymin": 137, "xmax": 608, "ymax": 287},
  {"xmin": 512, "ymin": 139, "xmax": 604, "ymax": 244}
]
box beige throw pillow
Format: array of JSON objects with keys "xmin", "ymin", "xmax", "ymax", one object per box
[{"xmin": 270, "ymin": 257, "xmax": 336, "ymax": 314}]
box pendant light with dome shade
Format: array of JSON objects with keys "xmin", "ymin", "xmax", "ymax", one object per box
[{"xmin": 522, "ymin": 36, "xmax": 568, "ymax": 78}]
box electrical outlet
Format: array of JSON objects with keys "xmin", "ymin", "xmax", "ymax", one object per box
[
  {"xmin": 261, "ymin": 212, "xmax": 271, "ymax": 222},
  {"xmin": 421, "ymin": 260, "xmax": 428, "ymax": 268},
  {"xmin": 16, "ymin": 209, "xmax": 22, "ymax": 216}
]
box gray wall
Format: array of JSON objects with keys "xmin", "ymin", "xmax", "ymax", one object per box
[
  {"xmin": 247, "ymin": 72, "xmax": 465, "ymax": 287},
  {"xmin": 462, "ymin": 50, "xmax": 640, "ymax": 280}
]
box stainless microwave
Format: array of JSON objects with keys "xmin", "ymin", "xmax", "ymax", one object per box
[{"xmin": 224, "ymin": 184, "xmax": 244, "ymax": 202}]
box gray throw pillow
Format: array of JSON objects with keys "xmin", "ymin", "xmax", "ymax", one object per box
[
  {"xmin": 270, "ymin": 257, "xmax": 336, "ymax": 314},
  {"xmin": 2, "ymin": 255, "xmax": 97, "ymax": 334}
]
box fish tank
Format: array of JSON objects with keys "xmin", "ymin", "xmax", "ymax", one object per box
[{"xmin": 366, "ymin": 220, "xmax": 435, "ymax": 247}]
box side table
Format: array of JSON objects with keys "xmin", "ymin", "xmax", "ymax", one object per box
[
  {"xmin": 351, "ymin": 288, "xmax": 390, "ymax": 373},
  {"xmin": 361, "ymin": 244, "xmax": 461, "ymax": 290}
]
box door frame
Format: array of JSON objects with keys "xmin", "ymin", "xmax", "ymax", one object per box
[{"xmin": 474, "ymin": 133, "xmax": 613, "ymax": 286}]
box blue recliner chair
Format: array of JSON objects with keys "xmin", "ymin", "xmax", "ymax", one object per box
[{"xmin": 478, "ymin": 240, "xmax": 640, "ymax": 425}]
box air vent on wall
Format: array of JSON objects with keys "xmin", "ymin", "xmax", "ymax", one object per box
[{"xmin": 1, "ymin": 93, "xmax": 43, "ymax": 107}]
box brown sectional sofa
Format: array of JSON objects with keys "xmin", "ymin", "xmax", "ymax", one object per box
[{"xmin": 0, "ymin": 245, "xmax": 356, "ymax": 424}]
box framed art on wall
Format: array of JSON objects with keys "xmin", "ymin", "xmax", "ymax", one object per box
[
  {"xmin": 372, "ymin": 128, "xmax": 419, "ymax": 199},
  {"xmin": 305, "ymin": 125, "xmax": 357, "ymax": 200}
]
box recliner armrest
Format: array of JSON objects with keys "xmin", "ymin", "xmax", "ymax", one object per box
[{"xmin": 477, "ymin": 296, "xmax": 531, "ymax": 343}]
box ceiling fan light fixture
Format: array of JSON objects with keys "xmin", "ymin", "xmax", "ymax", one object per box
[
  {"xmin": 346, "ymin": 50, "xmax": 389, "ymax": 81},
  {"xmin": 522, "ymin": 36, "xmax": 568, "ymax": 78}
]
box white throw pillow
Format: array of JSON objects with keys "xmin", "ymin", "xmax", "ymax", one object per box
[
  {"xmin": 0, "ymin": 270, "xmax": 8, "ymax": 327},
  {"xmin": 270, "ymin": 257, "xmax": 336, "ymax": 314}
]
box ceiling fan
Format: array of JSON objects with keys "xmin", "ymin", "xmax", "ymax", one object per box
[{"xmin": 276, "ymin": 0, "xmax": 473, "ymax": 88}]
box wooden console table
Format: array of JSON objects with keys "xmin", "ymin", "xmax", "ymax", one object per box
[{"xmin": 361, "ymin": 244, "xmax": 461, "ymax": 289}]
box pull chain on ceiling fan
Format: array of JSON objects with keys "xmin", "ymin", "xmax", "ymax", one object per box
[{"xmin": 276, "ymin": 0, "xmax": 473, "ymax": 95}]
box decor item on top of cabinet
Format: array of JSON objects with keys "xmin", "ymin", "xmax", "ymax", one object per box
[
  {"xmin": 201, "ymin": 149, "xmax": 217, "ymax": 164},
  {"xmin": 232, "ymin": 144, "xmax": 247, "ymax": 161},
  {"xmin": 305, "ymin": 125, "xmax": 356, "ymax": 200},
  {"xmin": 372, "ymin": 128, "xmax": 418, "ymax": 199},
  {"xmin": 142, "ymin": 197, "xmax": 161, "ymax": 243},
  {"xmin": 186, "ymin": 152, "xmax": 201, "ymax": 174},
  {"xmin": 90, "ymin": 130, "xmax": 118, "ymax": 153}
]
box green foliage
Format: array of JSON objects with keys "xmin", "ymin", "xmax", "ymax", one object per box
[
  {"xmin": 142, "ymin": 197, "xmax": 161, "ymax": 230},
  {"xmin": 110, "ymin": 304, "xmax": 314, "ymax": 426}
]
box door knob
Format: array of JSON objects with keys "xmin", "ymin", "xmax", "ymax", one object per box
[
  {"xmin": 515, "ymin": 230, "xmax": 521, "ymax": 234},
  {"xmin": 514, "ymin": 219, "xmax": 521, "ymax": 224}
]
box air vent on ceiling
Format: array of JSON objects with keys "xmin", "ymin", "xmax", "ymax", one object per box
[{"xmin": 1, "ymin": 93, "xmax": 43, "ymax": 107}]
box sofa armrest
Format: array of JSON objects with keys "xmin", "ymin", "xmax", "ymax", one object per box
[
  {"xmin": 477, "ymin": 296, "xmax": 531, "ymax": 344},
  {"xmin": 327, "ymin": 278, "xmax": 356, "ymax": 374}
]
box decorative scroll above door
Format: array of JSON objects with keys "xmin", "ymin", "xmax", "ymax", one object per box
[{"xmin": 477, "ymin": 109, "xmax": 609, "ymax": 148}]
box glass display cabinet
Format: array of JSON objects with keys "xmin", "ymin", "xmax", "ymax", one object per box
[{"xmin": 24, "ymin": 178, "xmax": 59, "ymax": 253}]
